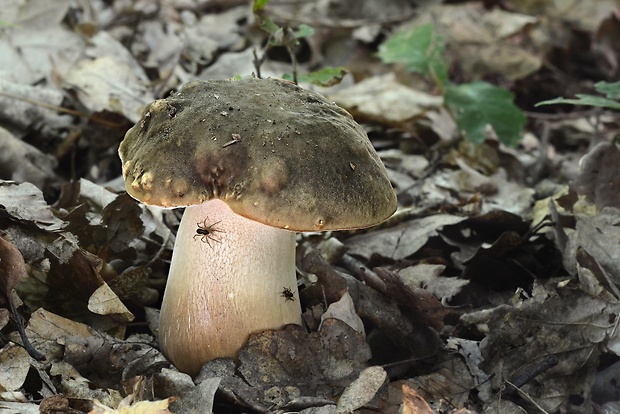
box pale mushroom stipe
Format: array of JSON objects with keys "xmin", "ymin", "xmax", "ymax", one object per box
[
  {"xmin": 118, "ymin": 77, "xmax": 397, "ymax": 376},
  {"xmin": 193, "ymin": 218, "xmax": 223, "ymax": 247}
]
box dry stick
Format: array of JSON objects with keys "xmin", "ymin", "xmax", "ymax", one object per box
[
  {"xmin": 528, "ymin": 120, "xmax": 550, "ymax": 186},
  {"xmin": 252, "ymin": 47, "xmax": 265, "ymax": 79},
  {"xmin": 502, "ymin": 379, "xmax": 551, "ymax": 414},
  {"xmin": 338, "ymin": 252, "xmax": 385, "ymax": 290},
  {"xmin": 523, "ymin": 108, "xmax": 600, "ymax": 121},
  {"xmin": 222, "ymin": 133, "xmax": 242, "ymax": 147},
  {"xmin": 285, "ymin": 42, "xmax": 298, "ymax": 85},
  {"xmin": 9, "ymin": 292, "xmax": 44, "ymax": 360},
  {"xmin": 501, "ymin": 354, "xmax": 559, "ymax": 398},
  {"xmin": 0, "ymin": 90, "xmax": 121, "ymax": 127},
  {"xmin": 266, "ymin": 7, "xmax": 417, "ymax": 29}
]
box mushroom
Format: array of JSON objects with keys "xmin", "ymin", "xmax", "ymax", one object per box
[{"xmin": 118, "ymin": 77, "xmax": 397, "ymax": 376}]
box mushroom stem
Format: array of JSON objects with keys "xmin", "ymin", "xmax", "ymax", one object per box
[{"xmin": 159, "ymin": 199, "xmax": 302, "ymax": 375}]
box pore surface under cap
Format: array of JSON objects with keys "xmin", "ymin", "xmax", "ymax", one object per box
[{"xmin": 119, "ymin": 77, "xmax": 396, "ymax": 231}]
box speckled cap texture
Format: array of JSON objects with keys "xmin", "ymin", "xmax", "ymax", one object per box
[{"xmin": 119, "ymin": 77, "xmax": 397, "ymax": 231}]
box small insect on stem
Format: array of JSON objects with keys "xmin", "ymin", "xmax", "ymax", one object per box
[
  {"xmin": 193, "ymin": 218, "xmax": 223, "ymax": 248},
  {"xmin": 280, "ymin": 287, "xmax": 296, "ymax": 302}
]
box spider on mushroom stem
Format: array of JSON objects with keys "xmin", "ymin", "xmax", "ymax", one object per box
[
  {"xmin": 193, "ymin": 218, "xmax": 223, "ymax": 247},
  {"xmin": 280, "ymin": 287, "xmax": 296, "ymax": 302}
]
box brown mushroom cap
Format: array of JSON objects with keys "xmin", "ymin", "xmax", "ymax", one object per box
[{"xmin": 119, "ymin": 77, "xmax": 396, "ymax": 231}]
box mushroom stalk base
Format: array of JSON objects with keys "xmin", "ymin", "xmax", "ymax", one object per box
[{"xmin": 159, "ymin": 199, "xmax": 302, "ymax": 376}]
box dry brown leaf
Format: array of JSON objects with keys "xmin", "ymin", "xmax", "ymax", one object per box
[
  {"xmin": 397, "ymin": 264, "xmax": 468, "ymax": 303},
  {"xmin": 329, "ymin": 73, "xmax": 443, "ymax": 130},
  {"xmin": 87, "ymin": 283, "xmax": 134, "ymax": 322},
  {"xmin": 345, "ymin": 214, "xmax": 466, "ymax": 261},
  {"xmin": 573, "ymin": 142, "xmax": 620, "ymax": 210},
  {"xmin": 401, "ymin": 383, "xmax": 434, "ymax": 414},
  {"xmin": 64, "ymin": 56, "xmax": 150, "ymax": 123},
  {"xmin": 335, "ymin": 366, "xmax": 388, "ymax": 413},
  {"xmin": 572, "ymin": 208, "xmax": 620, "ymax": 291},
  {"xmin": 511, "ymin": 0, "xmax": 618, "ymax": 32},
  {"xmin": 480, "ymin": 283, "xmax": 619, "ymax": 412},
  {"xmin": 88, "ymin": 398, "xmax": 175, "ymax": 414},
  {"xmin": 0, "ymin": 181, "xmax": 66, "ymax": 231},
  {"xmin": 0, "ymin": 81, "xmax": 69, "ymax": 131},
  {"xmin": 0, "ymin": 344, "xmax": 30, "ymax": 392},
  {"xmin": 403, "ymin": 3, "xmax": 542, "ymax": 80},
  {"xmin": 320, "ymin": 290, "xmax": 365, "ymax": 335},
  {"xmin": 0, "ymin": 0, "xmax": 84, "ymax": 83},
  {"xmin": 0, "ymin": 127, "xmax": 57, "ymax": 189}
]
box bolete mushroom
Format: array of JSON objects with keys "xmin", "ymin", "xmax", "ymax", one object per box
[{"xmin": 118, "ymin": 77, "xmax": 397, "ymax": 376}]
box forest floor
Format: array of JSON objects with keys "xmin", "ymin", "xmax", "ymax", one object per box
[{"xmin": 1, "ymin": 0, "xmax": 620, "ymax": 413}]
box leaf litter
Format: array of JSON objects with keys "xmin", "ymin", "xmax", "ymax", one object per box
[{"xmin": 0, "ymin": 0, "xmax": 620, "ymax": 413}]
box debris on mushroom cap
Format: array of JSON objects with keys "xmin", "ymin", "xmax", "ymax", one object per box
[{"xmin": 119, "ymin": 77, "xmax": 397, "ymax": 231}]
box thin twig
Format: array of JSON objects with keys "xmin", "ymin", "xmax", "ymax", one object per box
[
  {"xmin": 222, "ymin": 133, "xmax": 242, "ymax": 147},
  {"xmin": 523, "ymin": 108, "xmax": 601, "ymax": 121},
  {"xmin": 528, "ymin": 120, "xmax": 550, "ymax": 185},
  {"xmin": 266, "ymin": 7, "xmax": 417, "ymax": 29},
  {"xmin": 9, "ymin": 293, "xmax": 44, "ymax": 360}
]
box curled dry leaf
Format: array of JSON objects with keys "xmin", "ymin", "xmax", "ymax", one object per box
[
  {"xmin": 0, "ymin": 181, "xmax": 66, "ymax": 232},
  {"xmin": 87, "ymin": 283, "xmax": 134, "ymax": 323},
  {"xmin": 42, "ymin": 233, "xmax": 136, "ymax": 330},
  {"xmin": 573, "ymin": 141, "xmax": 620, "ymax": 210},
  {"xmin": 154, "ymin": 369, "xmax": 219, "ymax": 414},
  {"xmin": 401, "ymin": 383, "xmax": 435, "ymax": 414},
  {"xmin": 572, "ymin": 208, "xmax": 620, "ymax": 292},
  {"xmin": 0, "ymin": 80, "xmax": 69, "ymax": 131},
  {"xmin": 320, "ymin": 291, "xmax": 365, "ymax": 335}
]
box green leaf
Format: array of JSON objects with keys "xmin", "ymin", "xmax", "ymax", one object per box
[
  {"xmin": 535, "ymin": 80, "xmax": 620, "ymax": 110},
  {"xmin": 259, "ymin": 15, "xmax": 280, "ymax": 35},
  {"xmin": 536, "ymin": 95, "xmax": 620, "ymax": 110},
  {"xmin": 282, "ymin": 67, "xmax": 348, "ymax": 87},
  {"xmin": 595, "ymin": 81, "xmax": 620, "ymax": 99},
  {"xmin": 377, "ymin": 23, "xmax": 448, "ymax": 87},
  {"xmin": 253, "ymin": 0, "xmax": 269, "ymax": 12},
  {"xmin": 294, "ymin": 24, "xmax": 314, "ymax": 39},
  {"xmin": 445, "ymin": 82, "xmax": 525, "ymax": 146}
]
